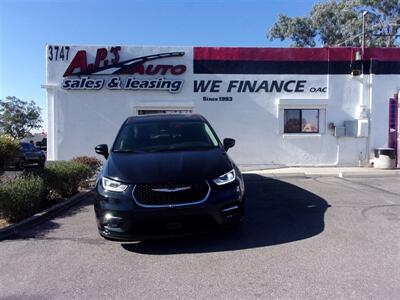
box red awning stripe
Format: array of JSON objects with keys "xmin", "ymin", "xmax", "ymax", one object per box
[{"xmin": 193, "ymin": 47, "xmax": 400, "ymax": 62}]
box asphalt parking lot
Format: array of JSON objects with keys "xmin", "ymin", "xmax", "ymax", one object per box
[{"xmin": 1, "ymin": 174, "xmax": 400, "ymax": 299}]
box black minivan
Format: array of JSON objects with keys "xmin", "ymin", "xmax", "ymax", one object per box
[{"xmin": 94, "ymin": 114, "xmax": 245, "ymax": 240}]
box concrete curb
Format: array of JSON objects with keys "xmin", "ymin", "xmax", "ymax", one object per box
[
  {"xmin": 257, "ymin": 173, "xmax": 307, "ymax": 178},
  {"xmin": 0, "ymin": 190, "xmax": 92, "ymax": 241},
  {"xmin": 339, "ymin": 170, "xmax": 400, "ymax": 178},
  {"xmin": 248, "ymin": 170, "xmax": 400, "ymax": 178}
]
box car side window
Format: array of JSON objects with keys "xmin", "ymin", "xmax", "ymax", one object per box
[{"xmin": 24, "ymin": 144, "xmax": 36, "ymax": 151}]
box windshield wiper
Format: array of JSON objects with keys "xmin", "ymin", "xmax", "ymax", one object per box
[
  {"xmin": 147, "ymin": 147, "xmax": 211, "ymax": 153},
  {"xmin": 112, "ymin": 149, "xmax": 143, "ymax": 153},
  {"xmin": 146, "ymin": 148, "xmax": 178, "ymax": 153}
]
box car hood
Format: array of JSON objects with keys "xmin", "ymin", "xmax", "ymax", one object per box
[{"xmin": 104, "ymin": 148, "xmax": 233, "ymax": 183}]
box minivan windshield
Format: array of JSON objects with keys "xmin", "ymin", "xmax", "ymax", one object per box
[{"xmin": 113, "ymin": 120, "xmax": 220, "ymax": 153}]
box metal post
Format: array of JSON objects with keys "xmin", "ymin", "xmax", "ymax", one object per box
[{"xmin": 362, "ymin": 11, "xmax": 368, "ymax": 58}]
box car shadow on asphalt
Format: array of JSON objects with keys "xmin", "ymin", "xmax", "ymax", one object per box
[{"xmin": 121, "ymin": 174, "xmax": 330, "ymax": 254}]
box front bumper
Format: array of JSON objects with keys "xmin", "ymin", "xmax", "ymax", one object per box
[{"xmin": 94, "ymin": 179, "xmax": 244, "ymax": 241}]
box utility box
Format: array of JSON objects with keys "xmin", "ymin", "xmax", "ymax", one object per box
[
  {"xmin": 356, "ymin": 119, "xmax": 369, "ymax": 137},
  {"xmin": 344, "ymin": 120, "xmax": 358, "ymax": 137},
  {"xmin": 343, "ymin": 119, "xmax": 369, "ymax": 137}
]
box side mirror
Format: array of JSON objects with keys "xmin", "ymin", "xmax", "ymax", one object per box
[
  {"xmin": 223, "ymin": 138, "xmax": 235, "ymax": 151},
  {"xmin": 95, "ymin": 144, "xmax": 109, "ymax": 159}
]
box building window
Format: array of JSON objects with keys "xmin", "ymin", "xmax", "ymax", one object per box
[{"xmin": 284, "ymin": 109, "xmax": 319, "ymax": 133}]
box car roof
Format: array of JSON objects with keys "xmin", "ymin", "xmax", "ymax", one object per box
[{"xmin": 125, "ymin": 114, "xmax": 207, "ymax": 124}]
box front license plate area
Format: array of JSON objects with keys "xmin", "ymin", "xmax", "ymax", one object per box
[{"xmin": 166, "ymin": 222, "xmax": 182, "ymax": 231}]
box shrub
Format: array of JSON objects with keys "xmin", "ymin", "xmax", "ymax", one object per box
[
  {"xmin": 0, "ymin": 136, "xmax": 19, "ymax": 171},
  {"xmin": 0, "ymin": 174, "xmax": 46, "ymax": 222},
  {"xmin": 43, "ymin": 161, "xmax": 91, "ymax": 197},
  {"xmin": 71, "ymin": 156, "xmax": 102, "ymax": 177}
]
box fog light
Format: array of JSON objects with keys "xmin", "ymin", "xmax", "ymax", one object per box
[
  {"xmin": 221, "ymin": 205, "xmax": 239, "ymax": 213},
  {"xmin": 221, "ymin": 204, "xmax": 240, "ymax": 220},
  {"xmin": 104, "ymin": 213, "xmax": 113, "ymax": 221},
  {"xmin": 103, "ymin": 213, "xmax": 124, "ymax": 231}
]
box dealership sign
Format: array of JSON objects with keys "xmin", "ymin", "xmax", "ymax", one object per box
[{"xmin": 62, "ymin": 47, "xmax": 186, "ymax": 93}]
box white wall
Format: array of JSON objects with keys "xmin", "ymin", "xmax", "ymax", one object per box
[
  {"xmin": 369, "ymin": 75, "xmax": 400, "ymax": 149},
  {"xmin": 45, "ymin": 45, "xmax": 399, "ymax": 169}
]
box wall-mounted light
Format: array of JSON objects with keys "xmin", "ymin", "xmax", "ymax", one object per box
[
  {"xmin": 350, "ymin": 62, "xmax": 362, "ymax": 76},
  {"xmin": 351, "ymin": 50, "xmax": 362, "ymax": 76},
  {"xmin": 355, "ymin": 50, "xmax": 362, "ymax": 61}
]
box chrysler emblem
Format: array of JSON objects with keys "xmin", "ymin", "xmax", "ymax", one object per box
[{"xmin": 152, "ymin": 186, "xmax": 191, "ymax": 193}]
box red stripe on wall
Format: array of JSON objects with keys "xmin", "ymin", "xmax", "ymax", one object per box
[
  {"xmin": 364, "ymin": 48, "xmax": 400, "ymax": 61},
  {"xmin": 193, "ymin": 47, "xmax": 400, "ymax": 62}
]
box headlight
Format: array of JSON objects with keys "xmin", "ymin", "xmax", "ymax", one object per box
[
  {"xmin": 101, "ymin": 177, "xmax": 128, "ymax": 192},
  {"xmin": 213, "ymin": 169, "xmax": 236, "ymax": 185}
]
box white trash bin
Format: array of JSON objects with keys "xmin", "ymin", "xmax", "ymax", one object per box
[{"xmin": 374, "ymin": 148, "xmax": 396, "ymax": 169}]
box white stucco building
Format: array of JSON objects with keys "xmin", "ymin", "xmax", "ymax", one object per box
[{"xmin": 44, "ymin": 45, "xmax": 400, "ymax": 169}]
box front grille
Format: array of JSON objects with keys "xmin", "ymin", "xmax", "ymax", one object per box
[
  {"xmin": 133, "ymin": 181, "xmax": 210, "ymax": 207},
  {"xmin": 129, "ymin": 215, "xmax": 218, "ymax": 235}
]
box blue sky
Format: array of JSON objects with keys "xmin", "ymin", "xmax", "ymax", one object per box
[{"xmin": 0, "ymin": 0, "xmax": 316, "ymax": 131}]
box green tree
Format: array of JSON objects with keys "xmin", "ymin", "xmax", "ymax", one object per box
[
  {"xmin": 0, "ymin": 96, "xmax": 42, "ymax": 140},
  {"xmin": 267, "ymin": 0, "xmax": 400, "ymax": 47}
]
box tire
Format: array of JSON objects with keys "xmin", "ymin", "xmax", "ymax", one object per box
[
  {"xmin": 224, "ymin": 211, "xmax": 244, "ymax": 230},
  {"xmin": 16, "ymin": 159, "xmax": 25, "ymax": 171},
  {"xmin": 223, "ymin": 218, "xmax": 244, "ymax": 233}
]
